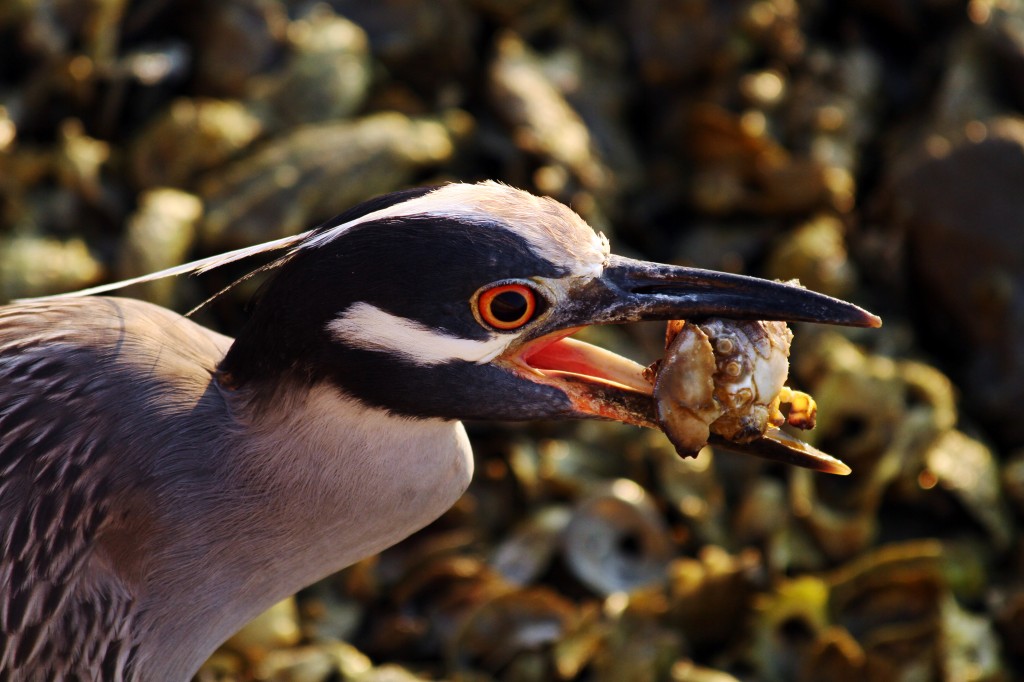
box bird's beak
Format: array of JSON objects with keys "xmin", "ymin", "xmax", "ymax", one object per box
[
  {"xmin": 496, "ymin": 255, "xmax": 880, "ymax": 471},
  {"xmin": 564, "ymin": 255, "xmax": 881, "ymax": 329}
]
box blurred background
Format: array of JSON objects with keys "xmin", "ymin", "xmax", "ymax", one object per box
[{"xmin": 2, "ymin": 0, "xmax": 1023, "ymax": 680}]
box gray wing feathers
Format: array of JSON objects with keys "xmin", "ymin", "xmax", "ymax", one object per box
[{"xmin": 0, "ymin": 298, "xmax": 230, "ymax": 679}]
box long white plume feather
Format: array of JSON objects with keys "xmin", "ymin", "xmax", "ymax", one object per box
[
  {"xmin": 12, "ymin": 184, "xmax": 447, "ymax": 304},
  {"xmin": 13, "ymin": 230, "xmax": 313, "ymax": 303},
  {"xmin": 12, "ymin": 185, "xmax": 449, "ymax": 304}
]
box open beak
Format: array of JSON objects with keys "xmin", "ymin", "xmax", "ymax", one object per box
[{"xmin": 497, "ymin": 255, "xmax": 881, "ymax": 474}]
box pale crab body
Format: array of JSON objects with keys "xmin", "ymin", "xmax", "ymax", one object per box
[{"xmin": 651, "ymin": 319, "xmax": 816, "ymax": 457}]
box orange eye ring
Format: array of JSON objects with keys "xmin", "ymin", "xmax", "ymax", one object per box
[{"xmin": 477, "ymin": 283, "xmax": 538, "ymax": 330}]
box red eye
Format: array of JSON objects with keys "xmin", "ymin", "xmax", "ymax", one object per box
[{"xmin": 477, "ymin": 283, "xmax": 537, "ymax": 330}]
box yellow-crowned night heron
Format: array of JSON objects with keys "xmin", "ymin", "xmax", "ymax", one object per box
[{"xmin": 0, "ymin": 182, "xmax": 879, "ymax": 680}]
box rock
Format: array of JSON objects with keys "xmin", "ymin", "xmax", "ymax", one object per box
[
  {"xmin": 198, "ymin": 112, "xmax": 459, "ymax": 247},
  {"xmin": 118, "ymin": 188, "xmax": 202, "ymax": 306},
  {"xmin": 248, "ymin": 6, "xmax": 372, "ymax": 127},
  {"xmin": 881, "ymin": 116, "xmax": 1024, "ymax": 448},
  {"xmin": 129, "ymin": 98, "xmax": 265, "ymax": 189},
  {"xmin": 0, "ymin": 235, "xmax": 103, "ymax": 301}
]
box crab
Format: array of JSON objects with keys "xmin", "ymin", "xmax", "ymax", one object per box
[{"xmin": 646, "ymin": 319, "xmax": 848, "ymax": 475}]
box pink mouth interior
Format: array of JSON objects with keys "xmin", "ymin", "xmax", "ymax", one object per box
[{"xmin": 519, "ymin": 329, "xmax": 652, "ymax": 394}]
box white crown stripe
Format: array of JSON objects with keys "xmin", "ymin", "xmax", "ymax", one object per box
[
  {"xmin": 299, "ymin": 184, "xmax": 502, "ymax": 250},
  {"xmin": 297, "ymin": 182, "xmax": 610, "ymax": 280}
]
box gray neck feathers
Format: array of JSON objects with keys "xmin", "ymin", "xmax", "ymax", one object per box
[{"xmin": 130, "ymin": 382, "xmax": 473, "ymax": 678}]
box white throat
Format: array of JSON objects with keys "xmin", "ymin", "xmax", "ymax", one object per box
[{"xmin": 140, "ymin": 383, "xmax": 474, "ymax": 679}]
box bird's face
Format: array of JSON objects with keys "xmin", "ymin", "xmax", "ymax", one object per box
[{"xmin": 221, "ymin": 182, "xmax": 878, "ymax": 428}]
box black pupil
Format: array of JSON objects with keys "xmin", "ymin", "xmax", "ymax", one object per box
[{"xmin": 491, "ymin": 290, "xmax": 529, "ymax": 323}]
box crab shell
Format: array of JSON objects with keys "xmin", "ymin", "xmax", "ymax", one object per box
[{"xmin": 653, "ymin": 319, "xmax": 796, "ymax": 458}]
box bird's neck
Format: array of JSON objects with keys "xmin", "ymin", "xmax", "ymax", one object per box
[
  {"xmin": 228, "ymin": 381, "xmax": 476, "ymax": 568},
  {"xmin": 137, "ymin": 381, "xmax": 474, "ymax": 678}
]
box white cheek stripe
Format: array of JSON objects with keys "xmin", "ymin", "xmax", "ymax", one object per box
[{"xmin": 327, "ymin": 302, "xmax": 513, "ymax": 367}]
